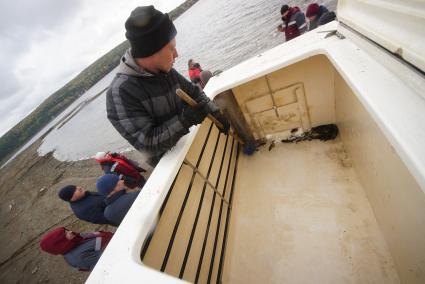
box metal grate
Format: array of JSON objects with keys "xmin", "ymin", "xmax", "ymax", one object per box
[{"xmin": 141, "ymin": 121, "xmax": 240, "ymax": 283}]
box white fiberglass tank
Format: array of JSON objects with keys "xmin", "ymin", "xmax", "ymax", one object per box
[{"xmin": 86, "ymin": 1, "xmax": 425, "ymax": 284}]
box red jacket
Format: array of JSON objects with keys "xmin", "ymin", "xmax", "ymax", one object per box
[
  {"xmin": 189, "ymin": 67, "xmax": 202, "ymax": 83},
  {"xmin": 95, "ymin": 153, "xmax": 145, "ymax": 189},
  {"xmin": 283, "ymin": 7, "xmax": 307, "ymax": 41}
]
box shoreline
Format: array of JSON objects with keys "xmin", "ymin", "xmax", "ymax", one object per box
[
  {"xmin": 0, "ymin": 137, "xmax": 145, "ymax": 283},
  {"xmin": 0, "ymin": 3, "xmax": 202, "ymax": 282}
]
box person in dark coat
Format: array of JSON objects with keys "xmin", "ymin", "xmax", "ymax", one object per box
[
  {"xmin": 305, "ymin": 3, "xmax": 336, "ymax": 31},
  {"xmin": 106, "ymin": 6, "xmax": 230, "ymax": 167},
  {"xmin": 58, "ymin": 185, "xmax": 112, "ymax": 225},
  {"xmin": 277, "ymin": 4, "xmax": 307, "ymax": 41},
  {"xmin": 96, "ymin": 174, "xmax": 139, "ymax": 226},
  {"xmin": 40, "ymin": 227, "xmax": 113, "ymax": 271},
  {"xmin": 317, "ymin": 10, "xmax": 336, "ymax": 26}
]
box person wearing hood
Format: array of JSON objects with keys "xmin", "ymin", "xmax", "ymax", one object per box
[
  {"xmin": 106, "ymin": 6, "xmax": 230, "ymax": 167},
  {"xmin": 58, "ymin": 185, "xmax": 112, "ymax": 225},
  {"xmin": 277, "ymin": 4, "xmax": 307, "ymax": 41},
  {"xmin": 305, "ymin": 3, "xmax": 335, "ymax": 31},
  {"xmin": 39, "ymin": 227, "xmax": 113, "ymax": 271},
  {"xmin": 188, "ymin": 59, "xmax": 202, "ymax": 84},
  {"xmin": 96, "ymin": 174, "xmax": 139, "ymax": 226}
]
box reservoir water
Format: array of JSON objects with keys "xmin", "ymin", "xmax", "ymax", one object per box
[{"xmin": 38, "ymin": 0, "xmax": 337, "ymax": 161}]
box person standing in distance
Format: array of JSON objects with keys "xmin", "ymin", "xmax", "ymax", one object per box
[
  {"xmin": 106, "ymin": 6, "xmax": 229, "ymax": 167},
  {"xmin": 277, "ymin": 4, "xmax": 307, "ymax": 41}
]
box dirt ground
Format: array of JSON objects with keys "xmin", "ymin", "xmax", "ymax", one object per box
[{"xmin": 0, "ymin": 139, "xmax": 146, "ymax": 284}]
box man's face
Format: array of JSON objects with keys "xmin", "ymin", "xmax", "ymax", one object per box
[
  {"xmin": 308, "ymin": 15, "xmax": 316, "ymax": 22},
  {"xmin": 152, "ymin": 38, "xmax": 178, "ymax": 73},
  {"xmin": 70, "ymin": 186, "xmax": 86, "ymax": 202}
]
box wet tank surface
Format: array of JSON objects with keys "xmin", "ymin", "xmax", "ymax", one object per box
[{"xmin": 222, "ymin": 138, "xmax": 399, "ymax": 283}]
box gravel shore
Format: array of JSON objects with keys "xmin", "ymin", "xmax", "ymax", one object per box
[{"xmin": 0, "ymin": 139, "xmax": 145, "ymax": 283}]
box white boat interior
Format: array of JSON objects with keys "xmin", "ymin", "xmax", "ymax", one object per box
[{"xmin": 87, "ymin": 1, "xmax": 425, "ymax": 283}]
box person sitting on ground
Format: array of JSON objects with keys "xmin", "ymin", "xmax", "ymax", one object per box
[
  {"xmin": 93, "ymin": 151, "xmax": 146, "ymax": 189},
  {"xmin": 106, "ymin": 6, "xmax": 230, "ymax": 168},
  {"xmin": 277, "ymin": 4, "xmax": 307, "ymax": 41},
  {"xmin": 96, "ymin": 174, "xmax": 139, "ymax": 226},
  {"xmin": 40, "ymin": 227, "xmax": 113, "ymax": 271},
  {"xmin": 305, "ymin": 3, "xmax": 336, "ymax": 31},
  {"xmin": 188, "ymin": 59, "xmax": 203, "ymax": 84},
  {"xmin": 58, "ymin": 185, "xmax": 113, "ymax": 225}
]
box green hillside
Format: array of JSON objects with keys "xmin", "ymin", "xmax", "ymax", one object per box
[{"xmin": 0, "ymin": 0, "xmax": 199, "ymax": 165}]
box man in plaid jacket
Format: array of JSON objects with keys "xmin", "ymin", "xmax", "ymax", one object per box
[{"xmin": 107, "ymin": 6, "xmax": 229, "ymax": 167}]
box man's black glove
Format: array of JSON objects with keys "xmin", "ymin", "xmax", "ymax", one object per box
[
  {"xmin": 212, "ymin": 110, "xmax": 230, "ymax": 134},
  {"xmin": 180, "ymin": 102, "xmax": 209, "ymax": 129}
]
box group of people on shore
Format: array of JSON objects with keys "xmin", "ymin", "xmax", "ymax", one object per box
[
  {"xmin": 39, "ymin": 152, "xmax": 146, "ymax": 271},
  {"xmin": 277, "ymin": 2, "xmax": 336, "ymax": 41}
]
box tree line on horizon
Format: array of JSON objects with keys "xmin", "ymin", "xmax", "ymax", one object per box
[{"xmin": 0, "ymin": 0, "xmax": 199, "ymax": 165}]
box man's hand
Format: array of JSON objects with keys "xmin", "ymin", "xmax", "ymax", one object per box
[
  {"xmin": 180, "ymin": 102, "xmax": 209, "ymax": 129},
  {"xmin": 212, "ymin": 110, "xmax": 230, "ymax": 134}
]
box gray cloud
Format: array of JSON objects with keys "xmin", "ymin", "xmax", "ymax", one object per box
[
  {"xmin": 0, "ymin": 36, "xmax": 25, "ymax": 101},
  {"xmin": 0, "ymin": 0, "xmax": 83, "ymax": 134},
  {"xmin": 0, "ymin": 0, "xmax": 83, "ymax": 35},
  {"xmin": 0, "ymin": 0, "xmax": 185, "ymax": 136},
  {"xmin": 0, "ymin": 0, "xmax": 84, "ymax": 105}
]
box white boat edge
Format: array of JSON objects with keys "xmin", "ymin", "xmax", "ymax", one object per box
[{"xmin": 86, "ymin": 6, "xmax": 425, "ymax": 283}]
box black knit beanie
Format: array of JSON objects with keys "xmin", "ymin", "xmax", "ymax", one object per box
[
  {"xmin": 125, "ymin": 6, "xmax": 177, "ymax": 58},
  {"xmin": 58, "ymin": 185, "xmax": 76, "ymax": 202}
]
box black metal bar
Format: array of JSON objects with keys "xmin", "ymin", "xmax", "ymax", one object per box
[
  {"xmin": 179, "ymin": 131, "xmax": 221, "ymax": 278},
  {"xmin": 140, "ymin": 165, "xmax": 182, "ymax": 261},
  {"xmin": 160, "ymin": 122, "xmax": 213, "ymax": 272},
  {"xmin": 216, "ymin": 144, "xmax": 240, "ymax": 283},
  {"xmin": 140, "ymin": 232, "xmax": 153, "ymax": 262},
  {"xmin": 207, "ymin": 138, "xmax": 236, "ymax": 283},
  {"xmin": 195, "ymin": 134, "xmax": 230, "ymax": 283},
  {"xmin": 160, "ymin": 165, "xmax": 182, "ymax": 216}
]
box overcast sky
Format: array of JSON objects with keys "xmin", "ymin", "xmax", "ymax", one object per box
[{"xmin": 0, "ymin": 0, "xmax": 186, "ymax": 137}]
